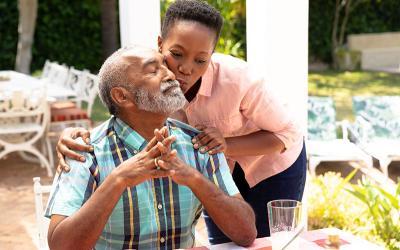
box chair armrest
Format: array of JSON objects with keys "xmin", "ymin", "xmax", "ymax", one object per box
[
  {"xmin": 336, "ymin": 120, "xmax": 350, "ymax": 141},
  {"xmin": 348, "ymin": 116, "xmax": 372, "ymax": 143}
]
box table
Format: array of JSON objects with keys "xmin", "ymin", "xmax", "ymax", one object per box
[
  {"xmin": 187, "ymin": 228, "xmax": 384, "ymax": 250},
  {"xmin": 0, "ymin": 70, "xmax": 76, "ymax": 100}
]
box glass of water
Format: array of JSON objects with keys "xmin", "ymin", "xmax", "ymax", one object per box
[{"xmin": 267, "ymin": 199, "xmax": 302, "ymax": 250}]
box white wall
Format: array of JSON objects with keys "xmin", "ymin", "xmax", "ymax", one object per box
[
  {"xmin": 119, "ymin": 0, "xmax": 160, "ymax": 48},
  {"xmin": 247, "ymin": 0, "xmax": 309, "ymax": 132}
]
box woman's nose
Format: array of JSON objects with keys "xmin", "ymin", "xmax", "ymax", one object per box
[{"xmin": 178, "ymin": 64, "xmax": 192, "ymax": 76}]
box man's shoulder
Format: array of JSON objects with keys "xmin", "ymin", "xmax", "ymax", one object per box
[
  {"xmin": 167, "ymin": 118, "xmax": 200, "ymax": 137},
  {"xmin": 89, "ymin": 118, "xmax": 113, "ymax": 145}
]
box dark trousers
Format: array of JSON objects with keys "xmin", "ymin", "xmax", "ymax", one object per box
[{"xmin": 204, "ymin": 142, "xmax": 307, "ymax": 244}]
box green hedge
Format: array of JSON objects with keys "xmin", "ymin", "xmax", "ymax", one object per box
[
  {"xmin": 309, "ymin": 0, "xmax": 400, "ymax": 63},
  {"xmin": 33, "ymin": 0, "xmax": 103, "ymax": 72},
  {"xmin": 0, "ymin": 0, "xmax": 103, "ymax": 73},
  {"xmin": 0, "ymin": 1, "xmax": 18, "ymax": 70}
]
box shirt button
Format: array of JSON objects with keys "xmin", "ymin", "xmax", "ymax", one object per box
[
  {"xmin": 133, "ymin": 150, "xmax": 138, "ymax": 154},
  {"xmin": 157, "ymin": 203, "xmax": 162, "ymax": 210},
  {"xmin": 160, "ymin": 237, "xmax": 165, "ymax": 243},
  {"xmin": 170, "ymin": 125, "xmax": 177, "ymax": 130}
]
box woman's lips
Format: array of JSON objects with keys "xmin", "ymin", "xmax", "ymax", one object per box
[{"xmin": 177, "ymin": 79, "xmax": 188, "ymax": 90}]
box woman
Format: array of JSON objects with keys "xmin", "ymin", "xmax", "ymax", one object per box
[{"xmin": 56, "ymin": 0, "xmax": 306, "ymax": 244}]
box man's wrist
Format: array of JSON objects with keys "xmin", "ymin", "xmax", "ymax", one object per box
[
  {"xmin": 186, "ymin": 169, "xmax": 204, "ymax": 190},
  {"xmin": 109, "ymin": 170, "xmax": 128, "ymax": 191}
]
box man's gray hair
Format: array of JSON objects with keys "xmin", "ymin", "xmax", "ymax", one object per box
[{"xmin": 98, "ymin": 45, "xmax": 136, "ymax": 115}]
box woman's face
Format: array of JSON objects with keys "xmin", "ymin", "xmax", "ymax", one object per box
[{"xmin": 158, "ymin": 20, "xmax": 217, "ymax": 93}]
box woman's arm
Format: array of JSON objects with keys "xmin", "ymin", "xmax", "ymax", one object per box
[{"xmin": 225, "ymin": 130, "xmax": 285, "ymax": 157}]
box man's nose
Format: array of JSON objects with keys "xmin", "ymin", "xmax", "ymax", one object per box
[{"xmin": 163, "ymin": 66, "xmax": 176, "ymax": 81}]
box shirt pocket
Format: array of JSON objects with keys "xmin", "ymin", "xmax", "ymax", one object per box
[{"xmin": 210, "ymin": 114, "xmax": 246, "ymax": 137}]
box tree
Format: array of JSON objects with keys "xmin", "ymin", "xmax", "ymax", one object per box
[
  {"xmin": 15, "ymin": 0, "xmax": 38, "ymax": 74},
  {"xmin": 331, "ymin": 0, "xmax": 364, "ymax": 69},
  {"xmin": 101, "ymin": 0, "xmax": 118, "ymax": 60}
]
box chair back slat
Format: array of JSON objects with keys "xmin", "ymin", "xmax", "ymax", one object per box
[
  {"xmin": 79, "ymin": 72, "xmax": 99, "ymax": 118},
  {"xmin": 33, "ymin": 177, "xmax": 51, "ymax": 250},
  {"xmin": 353, "ymin": 96, "xmax": 400, "ymax": 140},
  {"xmin": 308, "ymin": 96, "xmax": 337, "ymax": 140}
]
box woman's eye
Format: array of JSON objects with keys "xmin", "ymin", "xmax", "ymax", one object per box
[
  {"xmin": 171, "ymin": 51, "xmax": 182, "ymax": 57},
  {"xmin": 195, "ymin": 59, "xmax": 206, "ymax": 64}
]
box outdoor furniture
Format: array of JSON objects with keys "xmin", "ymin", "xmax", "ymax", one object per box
[
  {"xmin": 307, "ymin": 96, "xmax": 373, "ymax": 175},
  {"xmin": 0, "ymin": 88, "xmax": 53, "ymax": 176},
  {"xmin": 188, "ymin": 228, "xmax": 384, "ymax": 249},
  {"xmin": 49, "ymin": 71, "xmax": 99, "ymax": 132},
  {"xmin": 33, "ymin": 177, "xmax": 51, "ymax": 250},
  {"xmin": 0, "ymin": 70, "xmax": 77, "ymax": 176},
  {"xmin": 351, "ymin": 96, "xmax": 400, "ymax": 176},
  {"xmin": 41, "ymin": 62, "xmax": 69, "ymax": 87},
  {"xmin": 40, "ymin": 60, "xmax": 53, "ymax": 79},
  {"xmin": 0, "ymin": 70, "xmax": 77, "ymax": 100},
  {"xmin": 64, "ymin": 66, "xmax": 87, "ymax": 95}
]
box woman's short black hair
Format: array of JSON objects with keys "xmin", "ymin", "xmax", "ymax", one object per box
[{"xmin": 161, "ymin": 0, "xmax": 223, "ymax": 44}]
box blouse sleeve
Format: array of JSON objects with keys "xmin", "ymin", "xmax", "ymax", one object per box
[{"xmin": 240, "ymin": 75, "xmax": 303, "ymax": 150}]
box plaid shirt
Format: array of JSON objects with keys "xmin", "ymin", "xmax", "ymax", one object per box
[{"xmin": 45, "ymin": 117, "xmax": 239, "ymax": 250}]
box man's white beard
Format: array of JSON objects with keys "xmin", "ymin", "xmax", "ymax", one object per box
[{"xmin": 134, "ymin": 80, "xmax": 187, "ymax": 115}]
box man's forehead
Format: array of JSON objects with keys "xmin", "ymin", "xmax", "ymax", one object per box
[{"xmin": 121, "ymin": 47, "xmax": 162, "ymax": 64}]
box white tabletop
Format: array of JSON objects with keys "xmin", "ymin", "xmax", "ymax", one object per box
[{"xmin": 0, "ymin": 70, "xmax": 76, "ymax": 100}]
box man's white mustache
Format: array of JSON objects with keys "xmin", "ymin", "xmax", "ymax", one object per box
[{"xmin": 160, "ymin": 80, "xmax": 180, "ymax": 92}]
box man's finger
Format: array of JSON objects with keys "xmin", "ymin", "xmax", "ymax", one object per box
[
  {"xmin": 160, "ymin": 126, "xmax": 169, "ymax": 138},
  {"xmin": 154, "ymin": 128, "xmax": 165, "ymax": 142},
  {"xmin": 156, "ymin": 142, "xmax": 169, "ymax": 155},
  {"xmin": 149, "ymin": 169, "xmax": 173, "ymax": 178},
  {"xmin": 147, "ymin": 143, "xmax": 162, "ymax": 158},
  {"xmin": 144, "ymin": 136, "xmax": 158, "ymax": 152},
  {"xmin": 162, "ymin": 135, "xmax": 176, "ymax": 149}
]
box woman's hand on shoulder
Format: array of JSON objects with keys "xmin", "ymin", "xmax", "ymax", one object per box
[
  {"xmin": 56, "ymin": 127, "xmax": 93, "ymax": 173},
  {"xmin": 192, "ymin": 125, "xmax": 227, "ymax": 155}
]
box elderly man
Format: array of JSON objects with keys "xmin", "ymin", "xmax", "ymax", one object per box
[{"xmin": 45, "ymin": 46, "xmax": 256, "ymax": 249}]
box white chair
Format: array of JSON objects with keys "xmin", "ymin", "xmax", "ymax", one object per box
[
  {"xmin": 0, "ymin": 88, "xmax": 53, "ymax": 176},
  {"xmin": 49, "ymin": 71, "xmax": 98, "ymax": 133},
  {"xmin": 40, "ymin": 60, "xmax": 52, "ymax": 79},
  {"xmin": 64, "ymin": 67, "xmax": 88, "ymax": 96},
  {"xmin": 33, "ymin": 177, "xmax": 51, "ymax": 250},
  {"xmin": 351, "ymin": 96, "xmax": 400, "ymax": 176},
  {"xmin": 78, "ymin": 71, "xmax": 99, "ymax": 119},
  {"xmin": 307, "ymin": 96, "xmax": 373, "ymax": 175},
  {"xmin": 42, "ymin": 62, "xmax": 69, "ymax": 88}
]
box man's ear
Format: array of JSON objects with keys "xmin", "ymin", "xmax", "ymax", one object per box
[
  {"xmin": 110, "ymin": 87, "xmax": 134, "ymax": 109},
  {"xmin": 157, "ymin": 36, "xmax": 163, "ymax": 53}
]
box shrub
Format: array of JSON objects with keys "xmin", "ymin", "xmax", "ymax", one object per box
[
  {"xmin": 348, "ymin": 180, "xmax": 400, "ymax": 250},
  {"xmin": 307, "ymin": 171, "xmax": 384, "ymax": 245}
]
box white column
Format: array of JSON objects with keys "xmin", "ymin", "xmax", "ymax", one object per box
[
  {"xmin": 119, "ymin": 0, "xmax": 160, "ymax": 49},
  {"xmin": 246, "ymin": 0, "xmax": 309, "ymax": 132}
]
